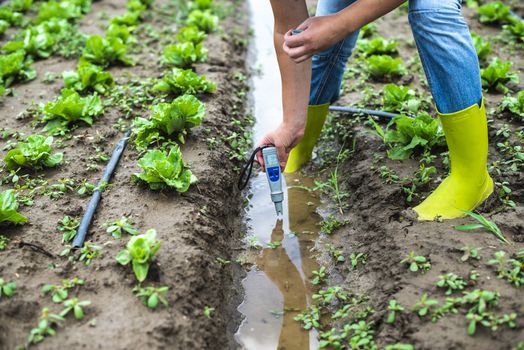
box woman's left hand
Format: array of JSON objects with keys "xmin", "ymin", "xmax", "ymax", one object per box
[{"xmin": 283, "ymin": 14, "xmax": 347, "ymax": 63}]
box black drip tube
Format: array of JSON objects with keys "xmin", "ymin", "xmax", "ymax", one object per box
[{"xmin": 72, "ymin": 129, "xmax": 132, "ymax": 248}]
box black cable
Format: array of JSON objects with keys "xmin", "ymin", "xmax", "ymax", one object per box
[{"xmin": 238, "ymin": 144, "xmax": 274, "ymax": 190}]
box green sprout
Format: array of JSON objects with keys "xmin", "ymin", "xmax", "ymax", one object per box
[
  {"xmin": 400, "ymin": 251, "xmax": 431, "ymax": 272},
  {"xmin": 133, "ymin": 285, "xmax": 169, "ymax": 309},
  {"xmin": 454, "ymin": 211, "xmax": 509, "ymax": 244}
]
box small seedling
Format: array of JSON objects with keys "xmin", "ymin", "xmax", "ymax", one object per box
[
  {"xmin": 267, "ymin": 240, "xmax": 281, "ymax": 249},
  {"xmin": 103, "ymin": 216, "xmax": 139, "ymax": 238},
  {"xmin": 350, "ymin": 252, "xmax": 367, "ymax": 270},
  {"xmin": 436, "ymin": 273, "xmax": 467, "ymax": 295},
  {"xmin": 319, "ymin": 215, "xmax": 348, "ymax": 235},
  {"xmin": 386, "ymin": 300, "xmax": 404, "ymax": 324},
  {"xmin": 0, "ymin": 235, "xmax": 8, "ymax": 250},
  {"xmin": 60, "ymin": 298, "xmax": 91, "ymax": 320},
  {"xmin": 327, "ymin": 244, "xmax": 345, "ymax": 263},
  {"xmin": 0, "ymin": 278, "xmax": 16, "ymax": 298},
  {"xmin": 454, "ymin": 211, "xmax": 509, "ymax": 244},
  {"xmin": 311, "ymin": 266, "xmax": 327, "ymax": 285},
  {"xmin": 133, "ymin": 285, "xmax": 169, "ymax": 309},
  {"xmin": 312, "ymin": 286, "xmax": 348, "ymax": 305},
  {"xmin": 247, "ymin": 236, "xmax": 261, "ymax": 249},
  {"xmin": 460, "ymin": 246, "xmax": 482, "ymax": 262},
  {"xmin": 400, "ymin": 251, "xmax": 431, "ymax": 272},
  {"xmin": 58, "ymin": 215, "xmax": 80, "ymax": 243},
  {"xmin": 203, "ymin": 306, "xmax": 215, "ymax": 318},
  {"xmin": 79, "ymin": 243, "xmax": 102, "ymax": 265},
  {"xmin": 412, "ymin": 293, "xmax": 439, "ymax": 317},
  {"xmin": 41, "ymin": 277, "xmax": 85, "ymax": 303},
  {"xmin": 27, "ymin": 307, "xmax": 64, "ymax": 345},
  {"xmin": 294, "ymin": 305, "xmax": 321, "ymax": 330},
  {"xmin": 215, "ymin": 257, "xmax": 230, "ymax": 266}
]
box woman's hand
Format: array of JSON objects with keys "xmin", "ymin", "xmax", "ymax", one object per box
[
  {"xmin": 256, "ymin": 122, "xmax": 305, "ymax": 171},
  {"xmin": 283, "ymin": 14, "xmax": 348, "ymax": 63}
]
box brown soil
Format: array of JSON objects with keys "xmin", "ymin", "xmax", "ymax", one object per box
[
  {"xmin": 0, "ymin": 1, "xmax": 249, "ymax": 349},
  {"xmin": 311, "ymin": 3, "xmax": 524, "ymax": 350}
]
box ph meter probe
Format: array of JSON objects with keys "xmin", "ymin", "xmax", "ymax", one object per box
[{"xmin": 262, "ymin": 147, "xmax": 284, "ymax": 215}]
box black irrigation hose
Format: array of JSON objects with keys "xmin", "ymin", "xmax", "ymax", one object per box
[
  {"xmin": 329, "ymin": 105, "xmax": 401, "ymax": 119},
  {"xmin": 72, "ymin": 129, "xmax": 132, "ymax": 248}
]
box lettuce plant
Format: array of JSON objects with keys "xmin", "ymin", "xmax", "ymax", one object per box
[
  {"xmin": 480, "ymin": 58, "xmax": 519, "ymax": 93},
  {"xmin": 189, "ymin": 0, "xmax": 213, "ymax": 10},
  {"xmin": 3, "ymin": 135, "xmax": 63, "ymax": 171},
  {"xmin": 504, "ymin": 20, "xmax": 524, "ymax": 43},
  {"xmin": 500, "ymin": 90, "xmax": 524, "ymax": 119},
  {"xmin": 0, "ymin": 51, "xmax": 36, "ymax": 87},
  {"xmin": 163, "ymin": 42, "xmax": 208, "ymax": 67},
  {"xmin": 63, "ymin": 62, "xmax": 114, "ymax": 94},
  {"xmin": 358, "ymin": 37, "xmax": 398, "ymax": 56},
  {"xmin": 36, "ymin": 0, "xmax": 90, "ymax": 23},
  {"xmin": 382, "ymin": 83, "xmax": 420, "ymax": 113},
  {"xmin": 176, "ymin": 26, "xmax": 207, "ymax": 44},
  {"xmin": 153, "ymin": 67, "xmax": 216, "ymax": 95},
  {"xmin": 477, "ymin": 1, "xmax": 513, "ymax": 24},
  {"xmin": 0, "ymin": 7, "xmax": 23, "ymax": 26},
  {"xmin": 133, "ymin": 147, "xmax": 197, "ymax": 192},
  {"xmin": 81, "ymin": 35, "xmax": 133, "ymax": 67},
  {"xmin": 471, "ymin": 32, "xmax": 491, "ymax": 62},
  {"xmin": 365, "ymin": 55, "xmax": 406, "ymax": 79},
  {"xmin": 0, "ymin": 20, "xmax": 8, "ymax": 34},
  {"xmin": 383, "ymin": 112, "xmax": 445, "ymax": 160},
  {"xmin": 106, "ymin": 23, "xmax": 134, "ymax": 44},
  {"xmin": 186, "ymin": 9, "xmax": 218, "ymax": 33},
  {"xmin": 0, "ymin": 189, "xmax": 28, "ymax": 224},
  {"xmin": 132, "ymin": 94, "xmax": 205, "ymax": 149},
  {"xmin": 41, "ymin": 88, "xmax": 104, "ymax": 134},
  {"xmin": 116, "ymin": 229, "xmax": 161, "ymax": 282}
]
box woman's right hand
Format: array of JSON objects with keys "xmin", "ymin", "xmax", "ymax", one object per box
[{"xmin": 255, "ymin": 122, "xmax": 305, "ymax": 171}]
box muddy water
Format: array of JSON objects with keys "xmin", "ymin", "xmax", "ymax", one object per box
[{"xmin": 234, "ymin": 1, "xmax": 322, "ymax": 349}]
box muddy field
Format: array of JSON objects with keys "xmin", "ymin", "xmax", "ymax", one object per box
[
  {"xmin": 308, "ymin": 2, "xmax": 524, "ymax": 350},
  {"xmin": 0, "ymin": 0, "xmax": 250, "ymax": 349}
]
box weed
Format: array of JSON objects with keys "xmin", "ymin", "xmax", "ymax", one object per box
[
  {"xmin": 267, "ymin": 240, "xmax": 281, "ymax": 249},
  {"xmin": 487, "ymin": 250, "xmax": 524, "ymax": 287},
  {"xmin": 311, "ymin": 266, "xmax": 327, "ymax": 285},
  {"xmin": 460, "ymin": 246, "xmax": 482, "ymax": 262},
  {"xmin": 320, "ymin": 215, "xmax": 348, "ymax": 235},
  {"xmin": 349, "ymin": 252, "xmax": 367, "ymax": 270},
  {"xmin": 58, "ymin": 215, "xmax": 80, "ymax": 243},
  {"xmin": 294, "ymin": 305, "xmax": 321, "ymax": 330},
  {"xmin": 454, "ymin": 211, "xmax": 509, "ymax": 244},
  {"xmin": 60, "ymin": 298, "xmax": 91, "ymax": 320},
  {"xmin": 41, "ymin": 277, "xmax": 84, "ymax": 303},
  {"xmin": 0, "ymin": 277, "xmax": 16, "ymax": 298},
  {"xmin": 386, "ymin": 299, "xmax": 404, "ymax": 324},
  {"xmin": 203, "ymin": 306, "xmax": 215, "ymax": 318},
  {"xmin": 27, "ymin": 307, "xmax": 64, "ymax": 345},
  {"xmin": 412, "ymin": 293, "xmax": 439, "ymax": 317},
  {"xmin": 436, "ymin": 273, "xmax": 467, "ymax": 295},
  {"xmin": 133, "ymin": 285, "xmax": 169, "ymax": 309},
  {"xmin": 0, "ymin": 235, "xmax": 8, "ymax": 250},
  {"xmin": 400, "ymin": 251, "xmax": 431, "ymax": 272},
  {"xmin": 103, "ymin": 216, "xmax": 139, "ymax": 238}
]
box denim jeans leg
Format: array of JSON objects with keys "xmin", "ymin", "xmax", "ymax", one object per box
[
  {"xmin": 309, "ymin": 0, "xmax": 360, "ymax": 105},
  {"xmin": 408, "ymin": 0, "xmax": 482, "ymax": 114}
]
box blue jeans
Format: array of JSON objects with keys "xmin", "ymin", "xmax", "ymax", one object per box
[{"xmin": 310, "ymin": 0, "xmax": 482, "ymax": 114}]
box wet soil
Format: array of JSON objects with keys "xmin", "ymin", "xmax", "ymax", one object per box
[
  {"xmin": 0, "ymin": 0, "xmax": 250, "ymax": 349},
  {"xmin": 309, "ymin": 2, "xmax": 524, "ymax": 349}
]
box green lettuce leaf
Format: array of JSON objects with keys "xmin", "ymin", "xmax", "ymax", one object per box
[
  {"xmin": 152, "ymin": 67, "xmax": 216, "ymax": 95},
  {"xmin": 186, "ymin": 10, "xmax": 218, "ymax": 33},
  {"xmin": 63, "ymin": 62, "xmax": 114, "ymax": 94},
  {"xmin": 81, "ymin": 35, "xmax": 133, "ymax": 67},
  {"xmin": 42, "ymin": 88, "xmax": 104, "ymax": 134},
  {"xmin": 162, "ymin": 42, "xmax": 207, "ymax": 67},
  {"xmin": 3, "ymin": 134, "xmax": 63, "ymax": 170},
  {"xmin": 132, "ymin": 94, "xmax": 205, "ymax": 149},
  {"xmin": 0, "ymin": 51, "xmax": 36, "ymax": 87},
  {"xmin": 0, "ymin": 189, "xmax": 28, "ymax": 225},
  {"xmin": 176, "ymin": 26, "xmax": 207, "ymax": 44},
  {"xmin": 132, "ymin": 147, "xmax": 197, "ymax": 192}
]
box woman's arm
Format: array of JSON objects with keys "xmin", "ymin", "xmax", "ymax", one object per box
[
  {"xmin": 283, "ymin": 0, "xmax": 407, "ymax": 62},
  {"xmin": 256, "ymin": 0, "xmax": 311, "ymax": 170}
]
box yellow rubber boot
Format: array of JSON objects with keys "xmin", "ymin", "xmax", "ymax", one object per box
[
  {"xmin": 413, "ymin": 100, "xmax": 493, "ymax": 220},
  {"xmin": 284, "ymin": 103, "xmax": 329, "ymax": 173}
]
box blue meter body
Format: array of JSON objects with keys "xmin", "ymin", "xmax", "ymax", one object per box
[{"xmin": 262, "ymin": 147, "xmax": 284, "ymax": 215}]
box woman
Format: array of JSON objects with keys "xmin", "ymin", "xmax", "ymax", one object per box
[{"xmin": 257, "ymin": 0, "xmax": 493, "ymax": 220}]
